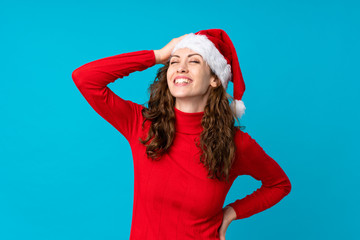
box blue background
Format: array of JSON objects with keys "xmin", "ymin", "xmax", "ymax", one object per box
[{"xmin": 1, "ymin": 0, "xmax": 359, "ymax": 239}]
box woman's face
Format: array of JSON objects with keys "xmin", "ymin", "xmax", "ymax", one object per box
[{"xmin": 167, "ymin": 48, "xmax": 217, "ymax": 104}]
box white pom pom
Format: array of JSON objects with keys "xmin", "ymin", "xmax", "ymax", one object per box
[{"xmin": 230, "ymin": 100, "xmax": 246, "ymax": 118}]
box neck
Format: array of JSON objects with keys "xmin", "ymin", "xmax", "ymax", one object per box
[
  {"xmin": 174, "ymin": 105, "xmax": 204, "ymax": 135},
  {"xmin": 174, "ymin": 97, "xmax": 208, "ymax": 113}
]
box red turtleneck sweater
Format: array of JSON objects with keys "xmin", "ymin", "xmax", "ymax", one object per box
[{"xmin": 72, "ymin": 50, "xmax": 291, "ymax": 240}]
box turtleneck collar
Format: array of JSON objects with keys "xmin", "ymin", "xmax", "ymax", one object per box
[{"xmin": 174, "ymin": 106, "xmax": 204, "ymax": 135}]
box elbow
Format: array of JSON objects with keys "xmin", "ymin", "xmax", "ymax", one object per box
[
  {"xmin": 72, "ymin": 68, "xmax": 79, "ymax": 83},
  {"xmin": 283, "ymin": 178, "xmax": 292, "ymax": 196},
  {"xmin": 72, "ymin": 68, "xmax": 85, "ymax": 88}
]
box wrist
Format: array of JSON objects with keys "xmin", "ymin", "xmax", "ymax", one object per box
[
  {"xmin": 154, "ymin": 50, "xmax": 162, "ymax": 64},
  {"xmin": 224, "ymin": 205, "xmax": 237, "ymax": 221}
]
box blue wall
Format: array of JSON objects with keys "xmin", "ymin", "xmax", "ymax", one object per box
[{"xmin": 0, "ymin": 0, "xmax": 358, "ymax": 239}]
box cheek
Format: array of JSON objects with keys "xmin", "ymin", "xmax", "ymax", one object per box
[
  {"xmin": 199, "ymin": 74, "xmax": 211, "ymax": 88},
  {"xmin": 167, "ymin": 76, "xmax": 173, "ymax": 86},
  {"xmin": 166, "ymin": 73, "xmax": 171, "ymax": 85},
  {"xmin": 167, "ymin": 69, "xmax": 174, "ymax": 81}
]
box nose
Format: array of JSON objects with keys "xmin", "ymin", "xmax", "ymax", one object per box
[{"xmin": 177, "ymin": 61, "xmax": 188, "ymax": 73}]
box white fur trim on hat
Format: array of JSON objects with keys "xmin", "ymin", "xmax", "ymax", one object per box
[
  {"xmin": 171, "ymin": 33, "xmax": 232, "ymax": 90},
  {"xmin": 230, "ymin": 99, "xmax": 246, "ymax": 118}
]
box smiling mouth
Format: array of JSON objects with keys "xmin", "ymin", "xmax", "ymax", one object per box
[
  {"xmin": 174, "ymin": 78, "xmax": 192, "ymax": 86},
  {"xmin": 174, "ymin": 82, "xmax": 191, "ymax": 86}
]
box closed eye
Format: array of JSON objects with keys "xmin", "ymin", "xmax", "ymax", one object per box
[{"xmin": 170, "ymin": 61, "xmax": 200, "ymax": 65}]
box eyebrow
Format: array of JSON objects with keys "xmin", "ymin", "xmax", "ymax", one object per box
[{"xmin": 170, "ymin": 53, "xmax": 203, "ymax": 60}]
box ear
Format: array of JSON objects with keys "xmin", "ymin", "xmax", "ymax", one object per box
[{"xmin": 210, "ymin": 75, "xmax": 219, "ymax": 88}]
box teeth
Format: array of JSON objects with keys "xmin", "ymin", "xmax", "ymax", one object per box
[{"xmin": 175, "ymin": 78, "xmax": 190, "ymax": 84}]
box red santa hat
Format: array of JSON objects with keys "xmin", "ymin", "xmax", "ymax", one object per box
[{"xmin": 171, "ymin": 28, "xmax": 246, "ymax": 119}]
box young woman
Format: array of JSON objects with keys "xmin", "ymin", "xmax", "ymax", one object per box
[{"xmin": 72, "ymin": 29, "xmax": 291, "ymax": 240}]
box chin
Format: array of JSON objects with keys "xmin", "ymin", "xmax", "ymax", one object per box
[
  {"xmin": 171, "ymin": 93, "xmax": 189, "ymax": 98},
  {"xmin": 169, "ymin": 88, "xmax": 188, "ymax": 98}
]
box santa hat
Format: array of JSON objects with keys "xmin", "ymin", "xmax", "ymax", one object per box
[{"xmin": 171, "ymin": 29, "xmax": 246, "ymax": 119}]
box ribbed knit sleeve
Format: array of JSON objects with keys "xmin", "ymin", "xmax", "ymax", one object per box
[
  {"xmin": 71, "ymin": 50, "xmax": 156, "ymax": 141},
  {"xmin": 227, "ymin": 131, "xmax": 292, "ymax": 220}
]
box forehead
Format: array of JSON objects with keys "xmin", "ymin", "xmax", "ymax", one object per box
[{"xmin": 170, "ymin": 48, "xmax": 203, "ymax": 59}]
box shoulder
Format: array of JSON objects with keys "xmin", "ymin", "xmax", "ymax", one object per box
[
  {"xmin": 125, "ymin": 101, "xmax": 152, "ymax": 141},
  {"xmin": 230, "ymin": 128, "xmax": 253, "ymax": 175},
  {"xmin": 234, "ymin": 127, "xmax": 254, "ymax": 151},
  {"xmin": 232, "ymin": 127, "xmax": 266, "ymax": 172},
  {"xmin": 133, "ymin": 101, "xmax": 146, "ymax": 114}
]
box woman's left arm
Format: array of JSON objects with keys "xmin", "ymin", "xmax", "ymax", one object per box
[{"xmin": 225, "ymin": 131, "xmax": 292, "ymax": 220}]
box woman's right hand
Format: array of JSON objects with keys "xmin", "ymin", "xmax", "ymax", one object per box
[{"xmin": 154, "ymin": 34, "xmax": 189, "ymax": 65}]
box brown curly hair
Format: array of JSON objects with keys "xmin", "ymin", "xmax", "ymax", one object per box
[{"xmin": 139, "ymin": 60, "xmax": 245, "ymax": 183}]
